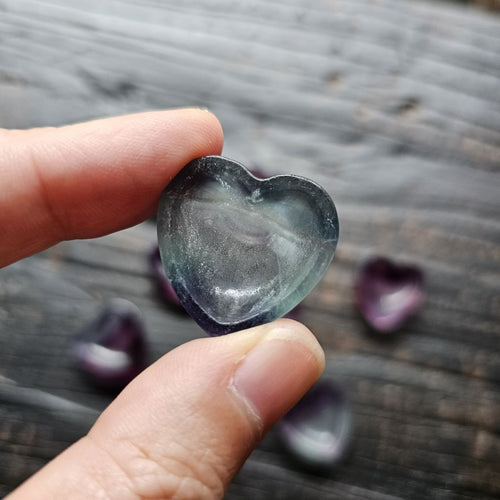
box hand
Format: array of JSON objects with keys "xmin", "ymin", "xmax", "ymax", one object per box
[{"xmin": 3, "ymin": 109, "xmax": 325, "ymax": 499}]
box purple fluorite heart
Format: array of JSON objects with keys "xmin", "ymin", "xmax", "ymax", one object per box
[
  {"xmin": 354, "ymin": 256, "xmax": 424, "ymax": 332},
  {"xmin": 71, "ymin": 299, "xmax": 147, "ymax": 389},
  {"xmin": 277, "ymin": 379, "xmax": 351, "ymax": 468},
  {"xmin": 157, "ymin": 156, "xmax": 339, "ymax": 335}
]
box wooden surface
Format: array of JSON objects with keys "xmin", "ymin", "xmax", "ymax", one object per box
[{"xmin": 1, "ymin": 0, "xmax": 499, "ymax": 498}]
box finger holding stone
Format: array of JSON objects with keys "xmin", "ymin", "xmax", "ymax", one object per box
[
  {"xmin": 8, "ymin": 319, "xmax": 324, "ymax": 500},
  {"xmin": 0, "ymin": 108, "xmax": 223, "ymax": 267}
]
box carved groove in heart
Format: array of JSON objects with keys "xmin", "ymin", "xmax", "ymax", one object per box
[{"xmin": 157, "ymin": 156, "xmax": 339, "ymax": 335}]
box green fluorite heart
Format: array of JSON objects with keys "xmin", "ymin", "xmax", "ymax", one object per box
[{"xmin": 157, "ymin": 156, "xmax": 339, "ymax": 335}]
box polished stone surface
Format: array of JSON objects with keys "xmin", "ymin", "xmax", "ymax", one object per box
[
  {"xmin": 157, "ymin": 156, "xmax": 339, "ymax": 335},
  {"xmin": 149, "ymin": 245, "xmax": 184, "ymax": 311}
]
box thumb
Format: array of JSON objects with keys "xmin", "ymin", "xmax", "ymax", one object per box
[{"xmin": 9, "ymin": 319, "xmax": 324, "ymax": 500}]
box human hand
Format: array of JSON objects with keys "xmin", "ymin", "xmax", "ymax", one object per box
[{"xmin": 2, "ymin": 109, "xmax": 325, "ymax": 499}]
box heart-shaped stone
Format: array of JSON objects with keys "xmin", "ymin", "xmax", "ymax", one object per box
[
  {"xmin": 71, "ymin": 299, "xmax": 147, "ymax": 389},
  {"xmin": 277, "ymin": 379, "xmax": 351, "ymax": 468},
  {"xmin": 354, "ymin": 256, "xmax": 424, "ymax": 333},
  {"xmin": 157, "ymin": 156, "xmax": 339, "ymax": 335}
]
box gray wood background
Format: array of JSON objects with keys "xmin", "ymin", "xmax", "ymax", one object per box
[{"xmin": 1, "ymin": 0, "xmax": 499, "ymax": 498}]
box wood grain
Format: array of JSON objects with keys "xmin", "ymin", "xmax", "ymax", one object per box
[{"xmin": 1, "ymin": 0, "xmax": 499, "ymax": 498}]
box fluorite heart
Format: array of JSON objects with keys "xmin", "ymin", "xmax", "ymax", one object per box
[
  {"xmin": 157, "ymin": 156, "xmax": 339, "ymax": 335},
  {"xmin": 277, "ymin": 379, "xmax": 351, "ymax": 468},
  {"xmin": 354, "ymin": 256, "xmax": 424, "ymax": 333},
  {"xmin": 71, "ymin": 299, "xmax": 147, "ymax": 389}
]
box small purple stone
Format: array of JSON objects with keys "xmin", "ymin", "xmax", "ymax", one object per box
[
  {"xmin": 71, "ymin": 299, "xmax": 147, "ymax": 389},
  {"xmin": 149, "ymin": 245, "xmax": 184, "ymax": 311},
  {"xmin": 354, "ymin": 256, "xmax": 424, "ymax": 333},
  {"xmin": 277, "ymin": 379, "xmax": 351, "ymax": 468}
]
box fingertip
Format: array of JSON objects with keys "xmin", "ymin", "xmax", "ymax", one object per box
[
  {"xmin": 151, "ymin": 107, "xmax": 223, "ymax": 162},
  {"xmin": 266, "ymin": 318, "xmax": 326, "ymax": 377},
  {"xmin": 180, "ymin": 107, "xmax": 224, "ymax": 152},
  {"xmin": 229, "ymin": 320, "xmax": 324, "ymax": 426}
]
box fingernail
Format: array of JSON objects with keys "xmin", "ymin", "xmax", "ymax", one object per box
[{"xmin": 231, "ymin": 321, "xmax": 324, "ymax": 426}]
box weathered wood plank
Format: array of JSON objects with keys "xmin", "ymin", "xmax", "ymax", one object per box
[
  {"xmin": 1, "ymin": 0, "xmax": 499, "ymax": 498},
  {"xmin": 1, "ymin": 0, "xmax": 499, "ymax": 170}
]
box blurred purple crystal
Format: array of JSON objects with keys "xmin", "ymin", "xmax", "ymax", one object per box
[
  {"xmin": 277, "ymin": 379, "xmax": 351, "ymax": 469},
  {"xmin": 71, "ymin": 299, "xmax": 147, "ymax": 389},
  {"xmin": 355, "ymin": 256, "xmax": 424, "ymax": 333},
  {"xmin": 284, "ymin": 304, "xmax": 302, "ymax": 321},
  {"xmin": 249, "ymin": 165, "xmax": 267, "ymax": 179},
  {"xmin": 150, "ymin": 245, "xmax": 184, "ymax": 311}
]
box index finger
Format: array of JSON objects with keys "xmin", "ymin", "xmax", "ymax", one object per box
[{"xmin": 0, "ymin": 108, "xmax": 223, "ymax": 266}]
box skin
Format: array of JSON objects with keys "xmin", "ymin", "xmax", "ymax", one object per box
[{"xmin": 2, "ymin": 109, "xmax": 325, "ymax": 500}]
